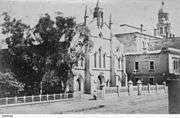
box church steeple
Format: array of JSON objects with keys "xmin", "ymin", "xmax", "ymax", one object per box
[
  {"xmin": 156, "ymin": 1, "xmax": 171, "ymax": 38},
  {"xmin": 93, "ymin": 0, "xmax": 104, "ymax": 28}
]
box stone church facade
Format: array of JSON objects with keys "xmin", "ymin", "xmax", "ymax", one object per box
[{"xmin": 68, "ymin": 1, "xmax": 127, "ymax": 94}]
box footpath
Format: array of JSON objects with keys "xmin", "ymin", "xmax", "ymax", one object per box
[{"xmin": 0, "ymin": 90, "xmax": 168, "ymax": 114}]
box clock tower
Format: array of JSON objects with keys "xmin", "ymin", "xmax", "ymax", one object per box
[{"xmin": 156, "ymin": 1, "xmax": 171, "ymax": 38}]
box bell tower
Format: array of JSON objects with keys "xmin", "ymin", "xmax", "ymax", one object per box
[
  {"xmin": 156, "ymin": 1, "xmax": 171, "ymax": 38},
  {"xmin": 93, "ymin": 0, "xmax": 104, "ymax": 28}
]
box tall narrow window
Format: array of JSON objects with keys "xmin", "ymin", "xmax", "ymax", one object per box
[
  {"xmin": 81, "ymin": 57, "xmax": 84, "ymax": 67},
  {"xmin": 135, "ymin": 62, "xmax": 139, "ymax": 70},
  {"xmin": 173, "ymin": 60, "xmax": 176, "ymax": 70},
  {"xmin": 160, "ymin": 27, "xmax": 163, "ymax": 34},
  {"xmin": 103, "ymin": 54, "xmax": 106, "ymax": 68},
  {"xmin": 150, "ymin": 61, "xmax": 154, "ymax": 70},
  {"xmin": 118, "ymin": 58, "xmax": 121, "ymax": 69},
  {"xmin": 99, "ymin": 48, "xmax": 101, "ymax": 68},
  {"xmin": 165, "ymin": 27, "xmax": 168, "ymax": 34},
  {"xmin": 94, "ymin": 52, "xmax": 97, "ymax": 68}
]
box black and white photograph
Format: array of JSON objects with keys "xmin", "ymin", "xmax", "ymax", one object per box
[{"xmin": 0, "ymin": 0, "xmax": 180, "ymax": 116}]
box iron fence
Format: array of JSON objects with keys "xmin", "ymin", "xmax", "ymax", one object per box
[
  {"xmin": 105, "ymin": 85, "xmax": 166, "ymax": 94},
  {"xmin": 0, "ymin": 92, "xmax": 82, "ymax": 107}
]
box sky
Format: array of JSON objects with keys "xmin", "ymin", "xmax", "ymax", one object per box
[{"xmin": 0, "ymin": 0, "xmax": 180, "ymax": 36}]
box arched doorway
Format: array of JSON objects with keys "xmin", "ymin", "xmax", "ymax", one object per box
[
  {"xmin": 98, "ymin": 72, "xmax": 105, "ymax": 89},
  {"xmin": 76, "ymin": 78, "xmax": 81, "ymax": 91},
  {"xmin": 76, "ymin": 75, "xmax": 83, "ymax": 92},
  {"xmin": 115, "ymin": 75, "xmax": 122, "ymax": 87}
]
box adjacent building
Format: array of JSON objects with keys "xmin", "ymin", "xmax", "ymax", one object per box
[
  {"xmin": 126, "ymin": 47, "xmax": 180, "ymax": 85},
  {"xmin": 115, "ymin": 32, "xmax": 161, "ymax": 54}
]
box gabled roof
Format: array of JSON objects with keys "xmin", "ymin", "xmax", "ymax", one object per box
[
  {"xmin": 125, "ymin": 47, "xmax": 180, "ymax": 56},
  {"xmin": 115, "ymin": 32, "xmax": 162, "ymax": 39}
]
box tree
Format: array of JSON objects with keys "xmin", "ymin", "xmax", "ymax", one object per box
[
  {"xmin": 1, "ymin": 12, "xmax": 91, "ymax": 94},
  {"xmin": 0, "ymin": 72, "xmax": 24, "ymax": 97}
]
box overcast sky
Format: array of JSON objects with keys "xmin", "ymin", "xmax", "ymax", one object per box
[{"xmin": 0, "ymin": 0, "xmax": 180, "ymax": 36}]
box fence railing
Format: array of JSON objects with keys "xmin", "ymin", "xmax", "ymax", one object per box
[
  {"xmin": 0, "ymin": 92, "xmax": 82, "ymax": 107},
  {"xmin": 105, "ymin": 85, "xmax": 167, "ymax": 94}
]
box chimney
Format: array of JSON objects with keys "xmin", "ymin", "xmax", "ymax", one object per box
[
  {"xmin": 154, "ymin": 29, "xmax": 157, "ymax": 36},
  {"xmin": 140, "ymin": 24, "xmax": 143, "ymax": 33}
]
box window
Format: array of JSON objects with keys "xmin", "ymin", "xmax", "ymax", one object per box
[
  {"xmin": 118, "ymin": 58, "xmax": 121, "ymax": 69},
  {"xmin": 160, "ymin": 27, "xmax": 163, "ymax": 34},
  {"xmin": 94, "ymin": 52, "xmax": 97, "ymax": 68},
  {"xmin": 81, "ymin": 57, "xmax": 84, "ymax": 67},
  {"xmin": 173, "ymin": 60, "xmax": 176, "ymax": 70},
  {"xmin": 103, "ymin": 54, "xmax": 106, "ymax": 68},
  {"xmin": 150, "ymin": 61, "xmax": 154, "ymax": 70},
  {"xmin": 173, "ymin": 59, "xmax": 180, "ymax": 72},
  {"xmin": 99, "ymin": 48, "xmax": 102, "ymax": 68},
  {"xmin": 135, "ymin": 62, "xmax": 139, "ymax": 70},
  {"xmin": 165, "ymin": 27, "xmax": 168, "ymax": 34}
]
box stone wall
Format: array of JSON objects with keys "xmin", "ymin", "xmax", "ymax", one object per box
[{"xmin": 126, "ymin": 52, "xmax": 169, "ymax": 85}]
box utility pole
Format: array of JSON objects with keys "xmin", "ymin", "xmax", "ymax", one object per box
[
  {"xmin": 83, "ymin": 5, "xmax": 91, "ymax": 94},
  {"xmin": 109, "ymin": 14, "xmax": 115, "ymax": 87}
]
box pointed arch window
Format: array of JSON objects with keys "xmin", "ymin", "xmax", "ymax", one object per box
[
  {"xmin": 81, "ymin": 57, "xmax": 84, "ymax": 67},
  {"xmin": 103, "ymin": 53, "xmax": 106, "ymax": 68},
  {"xmin": 94, "ymin": 52, "xmax": 97, "ymax": 68},
  {"xmin": 118, "ymin": 58, "xmax": 121, "ymax": 69},
  {"xmin": 99, "ymin": 48, "xmax": 102, "ymax": 68}
]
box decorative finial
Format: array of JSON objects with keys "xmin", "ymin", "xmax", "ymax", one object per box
[
  {"xmin": 84, "ymin": 5, "xmax": 88, "ymax": 26},
  {"xmin": 109, "ymin": 13, "xmax": 112, "ymax": 29},
  {"xmin": 162, "ymin": 1, "xmax": 164, "ymax": 7},
  {"xmin": 96, "ymin": 0, "xmax": 100, "ymax": 7}
]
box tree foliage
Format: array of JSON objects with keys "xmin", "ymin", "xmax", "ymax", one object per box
[
  {"xmin": 0, "ymin": 72, "xmax": 24, "ymax": 91},
  {"xmin": 1, "ymin": 12, "xmax": 90, "ymax": 94}
]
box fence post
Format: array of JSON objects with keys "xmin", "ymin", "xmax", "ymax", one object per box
[
  {"xmin": 137, "ymin": 80, "xmax": 142, "ymax": 95},
  {"xmin": 39, "ymin": 95, "xmax": 41, "ymax": 102},
  {"xmin": 163, "ymin": 81, "xmax": 166, "ymax": 93},
  {"xmin": 147, "ymin": 83, "xmax": 151, "ymax": 93},
  {"xmin": 5, "ymin": 97, "xmax": 8, "ymax": 105},
  {"xmin": 32, "ymin": 95, "xmax": 34, "ymax": 102},
  {"xmin": 128, "ymin": 80, "xmax": 133, "ymax": 95},
  {"xmin": 155, "ymin": 83, "xmax": 158, "ymax": 93},
  {"xmin": 73, "ymin": 92, "xmax": 76, "ymax": 100},
  {"xmin": 15, "ymin": 96, "xmax": 17, "ymax": 104},
  {"xmin": 23, "ymin": 96, "xmax": 26, "ymax": 103},
  {"xmin": 117, "ymin": 85, "xmax": 120, "ymax": 96},
  {"xmin": 47, "ymin": 94, "xmax": 49, "ymax": 101},
  {"xmin": 54, "ymin": 94, "xmax": 56, "ymax": 100}
]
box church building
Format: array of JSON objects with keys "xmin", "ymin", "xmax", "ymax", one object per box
[{"xmin": 68, "ymin": 0, "xmax": 127, "ymax": 94}]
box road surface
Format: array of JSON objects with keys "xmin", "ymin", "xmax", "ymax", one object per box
[{"xmin": 0, "ymin": 91, "xmax": 168, "ymax": 114}]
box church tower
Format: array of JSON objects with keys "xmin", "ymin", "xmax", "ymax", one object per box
[
  {"xmin": 93, "ymin": 0, "xmax": 104, "ymax": 28},
  {"xmin": 156, "ymin": 1, "xmax": 171, "ymax": 38}
]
